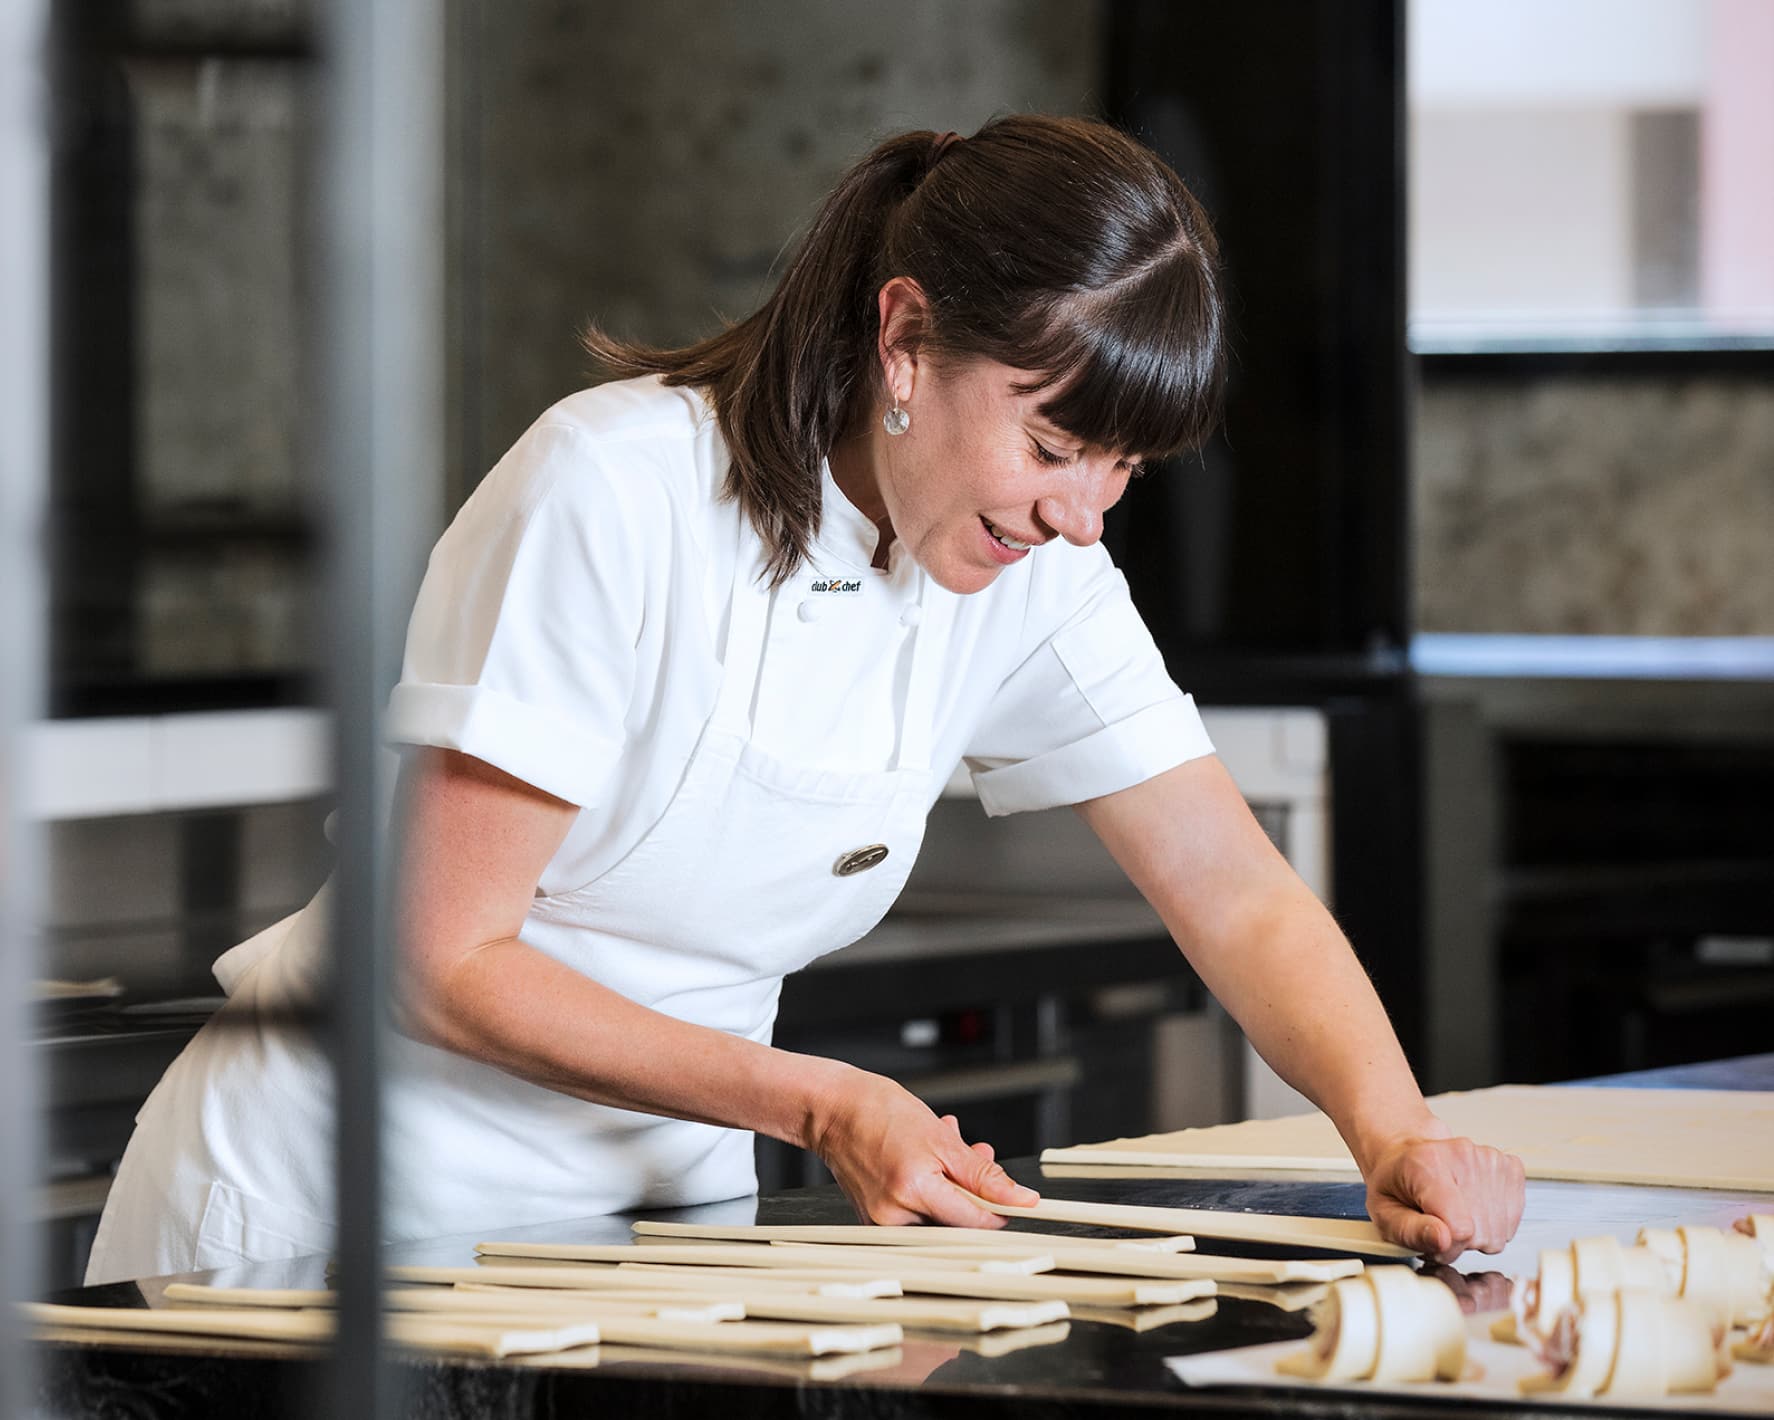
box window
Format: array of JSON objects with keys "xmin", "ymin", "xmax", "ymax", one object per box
[{"xmin": 1409, "ymin": 0, "xmax": 1774, "ymax": 350}]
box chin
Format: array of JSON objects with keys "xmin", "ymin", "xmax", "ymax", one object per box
[{"xmin": 924, "ymin": 559, "xmax": 1002, "ymax": 596}]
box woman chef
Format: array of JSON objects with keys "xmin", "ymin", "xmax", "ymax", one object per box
[{"xmin": 88, "ymin": 115, "xmax": 1525, "ymax": 1285}]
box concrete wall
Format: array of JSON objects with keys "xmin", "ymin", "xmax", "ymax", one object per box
[
  {"xmin": 447, "ymin": 0, "xmax": 1106, "ymax": 498},
  {"xmin": 1413, "ymin": 372, "xmax": 1774, "ymax": 635}
]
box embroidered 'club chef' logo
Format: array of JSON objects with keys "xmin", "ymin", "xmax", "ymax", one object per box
[{"xmin": 810, "ymin": 579, "xmax": 862, "ymax": 594}]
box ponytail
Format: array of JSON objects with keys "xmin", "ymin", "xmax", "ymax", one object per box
[{"xmin": 583, "ymin": 131, "xmax": 943, "ymax": 587}]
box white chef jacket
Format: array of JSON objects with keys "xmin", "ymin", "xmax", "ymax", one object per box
[
  {"xmin": 386, "ymin": 374, "xmax": 1215, "ymax": 894},
  {"xmin": 82, "ymin": 373, "xmax": 1221, "ymax": 1286}
]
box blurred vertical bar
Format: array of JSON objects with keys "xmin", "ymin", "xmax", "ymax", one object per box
[
  {"xmin": 316, "ymin": 0, "xmax": 443, "ymax": 1413},
  {"xmin": 0, "ymin": 0, "xmax": 50, "ymax": 1415}
]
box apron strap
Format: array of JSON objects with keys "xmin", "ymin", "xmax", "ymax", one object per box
[
  {"xmin": 892, "ymin": 572, "xmax": 955, "ymax": 774},
  {"xmin": 710, "ymin": 530, "xmax": 954, "ymax": 774},
  {"xmin": 708, "ymin": 540, "xmax": 772, "ymax": 736}
]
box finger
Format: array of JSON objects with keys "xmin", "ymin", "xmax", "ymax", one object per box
[
  {"xmin": 1370, "ymin": 1193, "xmax": 1452, "ymax": 1258},
  {"xmin": 913, "ymin": 1174, "xmax": 1008, "ymax": 1230},
  {"xmin": 937, "ymin": 1136, "xmax": 1039, "ymax": 1209},
  {"xmin": 1397, "ymin": 1154, "xmax": 1477, "ymax": 1257},
  {"xmin": 960, "ymin": 1155, "xmax": 1040, "ymax": 1208},
  {"xmin": 1479, "ymin": 1154, "xmax": 1529, "ymax": 1253},
  {"xmin": 971, "ymin": 1140, "xmax": 995, "ymax": 1163}
]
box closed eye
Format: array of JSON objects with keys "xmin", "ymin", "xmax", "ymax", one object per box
[{"xmin": 1029, "ymin": 440, "xmax": 1072, "ymax": 467}]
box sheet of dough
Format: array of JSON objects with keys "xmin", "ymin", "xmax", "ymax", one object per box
[{"xmin": 1041, "ymin": 1085, "xmax": 1774, "ymax": 1192}]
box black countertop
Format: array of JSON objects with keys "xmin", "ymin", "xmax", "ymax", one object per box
[{"xmin": 33, "ymin": 1054, "xmax": 1774, "ymax": 1419}]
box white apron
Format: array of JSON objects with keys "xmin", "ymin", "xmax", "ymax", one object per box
[{"xmin": 86, "ymin": 542, "xmax": 955, "ymax": 1284}]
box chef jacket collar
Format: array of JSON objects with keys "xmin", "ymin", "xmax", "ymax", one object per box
[{"xmin": 814, "ymin": 456, "xmax": 906, "ymax": 579}]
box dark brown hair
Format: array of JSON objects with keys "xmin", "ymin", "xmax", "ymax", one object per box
[{"xmin": 583, "ymin": 114, "xmax": 1226, "ymax": 585}]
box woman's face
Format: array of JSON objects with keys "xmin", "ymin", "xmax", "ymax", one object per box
[{"xmin": 865, "ymin": 353, "xmax": 1143, "ymax": 596}]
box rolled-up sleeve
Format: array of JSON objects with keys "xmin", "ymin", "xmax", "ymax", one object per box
[
  {"xmin": 384, "ymin": 423, "xmax": 645, "ymax": 807},
  {"xmin": 964, "ymin": 551, "xmax": 1214, "ymax": 817}
]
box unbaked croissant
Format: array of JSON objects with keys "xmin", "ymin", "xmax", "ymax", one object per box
[
  {"xmin": 1738, "ymin": 1311, "xmax": 1774, "ymax": 1365},
  {"xmin": 1520, "ymin": 1290, "xmax": 1728, "ymax": 1399},
  {"xmin": 1638, "ymin": 1223, "xmax": 1768, "ymax": 1327},
  {"xmin": 1490, "ymin": 1234, "xmax": 1670, "ymax": 1345},
  {"xmin": 1277, "ymin": 1266, "xmax": 1465, "ymax": 1384}
]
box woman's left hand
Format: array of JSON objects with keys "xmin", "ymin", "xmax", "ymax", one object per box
[{"xmin": 1363, "ymin": 1130, "xmax": 1526, "ymax": 1263}]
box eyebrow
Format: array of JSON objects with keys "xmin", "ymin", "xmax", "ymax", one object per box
[{"xmin": 1027, "ymin": 418, "xmax": 1082, "ymax": 450}]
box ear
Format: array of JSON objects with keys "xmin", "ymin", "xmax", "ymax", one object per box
[{"xmin": 876, "ymin": 276, "xmax": 931, "ymax": 403}]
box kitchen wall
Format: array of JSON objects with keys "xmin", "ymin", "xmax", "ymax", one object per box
[
  {"xmin": 1413, "ymin": 370, "xmax": 1774, "ymax": 636},
  {"xmin": 446, "ymin": 0, "xmax": 1105, "ymax": 500}
]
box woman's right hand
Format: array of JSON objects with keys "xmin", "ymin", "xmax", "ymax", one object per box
[{"xmin": 809, "ymin": 1070, "xmax": 1039, "ymax": 1228}]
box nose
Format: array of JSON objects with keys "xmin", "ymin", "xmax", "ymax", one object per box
[{"xmin": 1036, "ymin": 460, "xmax": 1122, "ymax": 547}]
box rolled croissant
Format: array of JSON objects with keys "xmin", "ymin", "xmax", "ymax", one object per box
[
  {"xmin": 1521, "ymin": 1291, "xmax": 1727, "ymax": 1398},
  {"xmin": 1736, "ymin": 1312, "xmax": 1774, "ymax": 1365},
  {"xmin": 1636, "ymin": 1223, "xmax": 1768, "ymax": 1328},
  {"xmin": 1277, "ymin": 1277, "xmax": 1380, "ymax": 1381},
  {"xmin": 1573, "ymin": 1233, "xmax": 1671, "ymax": 1295},
  {"xmin": 1492, "ymin": 1236, "xmax": 1670, "ymax": 1345},
  {"xmin": 1278, "ymin": 1267, "xmax": 1464, "ymax": 1384}
]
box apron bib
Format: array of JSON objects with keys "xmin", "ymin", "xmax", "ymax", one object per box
[{"xmin": 88, "ymin": 539, "xmax": 955, "ymax": 1280}]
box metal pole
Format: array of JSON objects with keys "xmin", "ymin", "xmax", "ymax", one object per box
[
  {"xmin": 316, "ymin": 0, "xmax": 443, "ymax": 1414},
  {"xmin": 0, "ymin": 2, "xmax": 51, "ymax": 1416}
]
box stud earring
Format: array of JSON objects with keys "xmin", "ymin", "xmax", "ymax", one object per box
[{"xmin": 883, "ymin": 393, "xmax": 910, "ymax": 436}]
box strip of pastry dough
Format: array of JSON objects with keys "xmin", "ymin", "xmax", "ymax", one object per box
[
  {"xmin": 387, "ymin": 1263, "xmax": 900, "ymax": 1298},
  {"xmin": 384, "ymin": 1315, "xmax": 603, "ymax": 1358},
  {"xmin": 614, "ymin": 1260, "xmax": 1214, "ymax": 1308},
  {"xmin": 24, "ymin": 1303, "xmax": 601, "ymax": 1358},
  {"xmin": 963, "ymin": 1192, "xmax": 1415, "ymax": 1258},
  {"xmin": 574, "ymin": 1316, "xmax": 901, "ymax": 1357},
  {"xmin": 160, "ymin": 1282, "xmax": 740, "ymax": 1323},
  {"xmin": 452, "ymin": 1278, "xmax": 1067, "ymax": 1333},
  {"xmin": 474, "ymin": 1240, "xmax": 1054, "ymax": 1275},
  {"xmin": 26, "ymin": 1303, "xmax": 335, "ymax": 1345},
  {"xmin": 768, "ymin": 1239, "xmax": 1358, "ymax": 1285},
  {"xmin": 1216, "ymin": 1281, "xmax": 1328, "ymax": 1313},
  {"xmin": 1276, "ymin": 1268, "xmax": 1463, "ymax": 1383},
  {"xmin": 495, "ymin": 1289, "xmax": 1065, "ymax": 1335},
  {"xmin": 1067, "ymin": 1299, "xmax": 1217, "ymax": 1331},
  {"xmin": 160, "ymin": 1285, "xmax": 336, "ymax": 1310},
  {"xmin": 630, "ymin": 1220, "xmax": 1196, "ymax": 1253}
]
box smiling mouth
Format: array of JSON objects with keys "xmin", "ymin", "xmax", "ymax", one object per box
[{"xmin": 982, "ymin": 517, "xmax": 1036, "ymax": 552}]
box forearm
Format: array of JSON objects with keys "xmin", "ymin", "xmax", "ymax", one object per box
[
  {"xmin": 1182, "ymin": 881, "xmax": 1444, "ymax": 1172},
  {"xmin": 403, "ymin": 934, "xmax": 855, "ymax": 1152}
]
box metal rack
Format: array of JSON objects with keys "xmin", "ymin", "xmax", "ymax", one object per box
[
  {"xmin": 2, "ymin": 0, "xmax": 51, "ymax": 1410},
  {"xmin": 3, "ymin": 1, "xmax": 441, "ymax": 1415}
]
